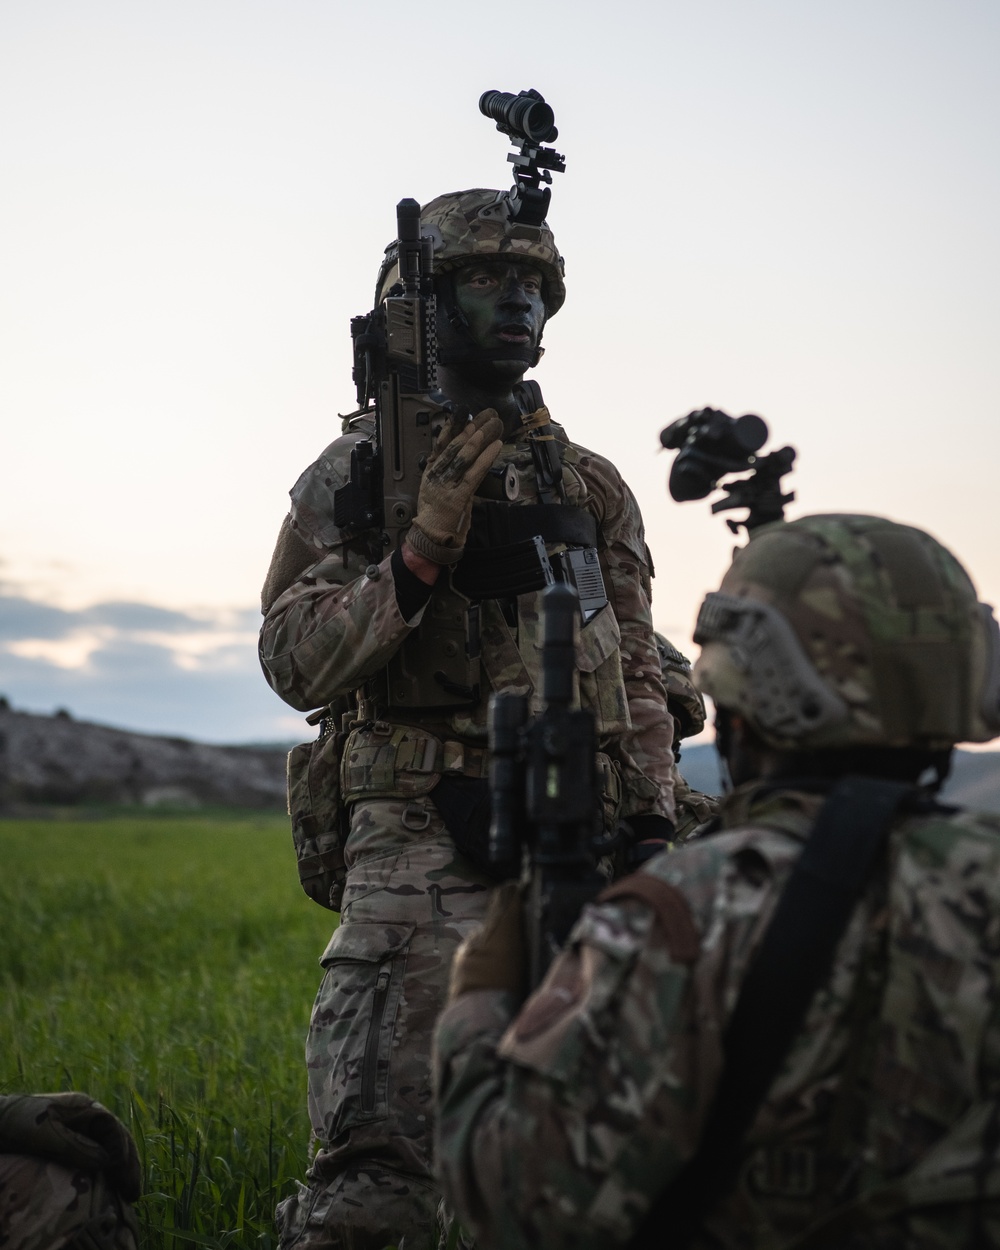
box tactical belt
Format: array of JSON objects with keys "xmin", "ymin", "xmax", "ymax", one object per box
[
  {"xmin": 340, "ymin": 721, "xmax": 492, "ymax": 807},
  {"xmin": 628, "ymin": 775, "xmax": 915, "ymax": 1249}
]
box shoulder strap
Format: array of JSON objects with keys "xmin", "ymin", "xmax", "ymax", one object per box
[
  {"xmin": 512, "ymin": 381, "xmax": 567, "ymax": 504},
  {"xmin": 628, "ymin": 775, "xmax": 914, "ymax": 1250}
]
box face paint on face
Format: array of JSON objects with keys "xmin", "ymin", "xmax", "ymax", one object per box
[{"xmin": 452, "ymin": 261, "xmax": 546, "ymax": 355}]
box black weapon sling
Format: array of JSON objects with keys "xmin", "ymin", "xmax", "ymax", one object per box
[{"xmin": 628, "ymin": 775, "xmax": 914, "ymax": 1250}]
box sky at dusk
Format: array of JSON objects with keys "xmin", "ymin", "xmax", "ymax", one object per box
[{"xmin": 2, "ymin": 0, "xmax": 998, "ymax": 744}]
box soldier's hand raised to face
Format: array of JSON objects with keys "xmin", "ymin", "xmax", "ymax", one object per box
[{"xmin": 406, "ymin": 409, "xmax": 504, "ymax": 565}]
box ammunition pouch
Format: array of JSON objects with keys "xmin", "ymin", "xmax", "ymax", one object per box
[
  {"xmin": 287, "ymin": 723, "xmax": 350, "ymax": 912},
  {"xmin": 340, "ymin": 722, "xmax": 489, "ymax": 804},
  {"xmin": 466, "ymin": 500, "xmax": 598, "ymax": 549},
  {"xmin": 455, "ymin": 501, "xmax": 608, "ymax": 619},
  {"xmin": 453, "ymin": 535, "xmax": 555, "ymax": 601}
]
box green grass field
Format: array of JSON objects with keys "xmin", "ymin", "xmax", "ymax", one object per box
[{"xmin": 0, "ymin": 812, "xmax": 337, "ymax": 1248}]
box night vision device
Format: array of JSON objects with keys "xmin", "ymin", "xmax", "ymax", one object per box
[
  {"xmin": 479, "ymin": 87, "xmax": 566, "ymax": 227},
  {"xmin": 661, "ymin": 408, "xmax": 797, "ymax": 533}
]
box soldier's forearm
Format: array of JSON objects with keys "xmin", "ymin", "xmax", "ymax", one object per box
[
  {"xmin": 606, "ymin": 548, "xmax": 676, "ymax": 819},
  {"xmin": 400, "ymin": 540, "xmax": 442, "ymax": 587},
  {"xmin": 258, "ymin": 552, "xmax": 429, "ymax": 709}
]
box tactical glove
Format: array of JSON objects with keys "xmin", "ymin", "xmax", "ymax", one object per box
[
  {"xmin": 406, "ymin": 409, "xmax": 504, "ymax": 565},
  {"xmin": 0, "ymin": 1092, "xmax": 142, "ymax": 1202},
  {"xmin": 623, "ymin": 813, "xmax": 675, "ymax": 869},
  {"xmin": 447, "ymin": 880, "xmax": 527, "ymax": 1002}
]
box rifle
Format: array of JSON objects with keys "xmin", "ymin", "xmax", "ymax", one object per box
[
  {"xmin": 333, "ymin": 199, "xmax": 486, "ymax": 709},
  {"xmin": 488, "ymin": 582, "xmax": 606, "ymax": 987},
  {"xmin": 334, "ymin": 197, "xmax": 449, "ymax": 551}
]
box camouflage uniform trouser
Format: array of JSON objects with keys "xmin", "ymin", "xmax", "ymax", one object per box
[
  {"xmin": 276, "ymin": 796, "xmax": 494, "ymax": 1250},
  {"xmin": 0, "ymin": 1155, "xmax": 139, "ymax": 1250}
]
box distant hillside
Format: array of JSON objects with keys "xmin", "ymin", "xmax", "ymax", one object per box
[
  {"xmin": 678, "ymin": 743, "xmax": 1000, "ymax": 814},
  {"xmin": 0, "ymin": 705, "xmax": 287, "ymax": 811},
  {"xmin": 3, "ymin": 701, "xmax": 998, "ymax": 819}
]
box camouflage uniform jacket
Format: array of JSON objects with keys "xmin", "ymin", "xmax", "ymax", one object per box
[
  {"xmin": 259, "ymin": 416, "xmax": 674, "ymax": 823},
  {"xmin": 434, "ymin": 784, "xmax": 1000, "ymax": 1249}
]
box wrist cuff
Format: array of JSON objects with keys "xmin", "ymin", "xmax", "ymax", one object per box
[
  {"xmin": 391, "ymin": 546, "xmax": 434, "ymax": 622},
  {"xmin": 406, "ymin": 521, "xmax": 465, "ymax": 566}
]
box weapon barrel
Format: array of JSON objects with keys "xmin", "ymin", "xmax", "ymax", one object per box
[{"xmin": 395, "ymin": 198, "xmax": 423, "ymax": 294}]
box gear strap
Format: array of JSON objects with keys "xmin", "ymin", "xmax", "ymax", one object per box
[
  {"xmin": 465, "ymin": 501, "xmax": 598, "ymax": 549},
  {"xmin": 628, "ymin": 775, "xmax": 914, "ymax": 1250}
]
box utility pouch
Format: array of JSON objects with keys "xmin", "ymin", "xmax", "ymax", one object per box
[
  {"xmin": 287, "ymin": 724, "xmax": 350, "ymax": 912},
  {"xmin": 340, "ymin": 722, "xmax": 444, "ymax": 804},
  {"xmin": 552, "ymin": 546, "xmax": 608, "ymax": 623},
  {"xmin": 565, "ymin": 602, "xmax": 630, "ymax": 736},
  {"xmin": 595, "ymin": 750, "xmax": 624, "ymax": 834}
]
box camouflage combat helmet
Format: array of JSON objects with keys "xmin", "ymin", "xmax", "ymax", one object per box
[
  {"xmin": 654, "ymin": 633, "xmax": 707, "ymax": 741},
  {"xmin": 375, "ymin": 189, "xmax": 566, "ymax": 315},
  {"xmin": 693, "ymin": 514, "xmax": 1000, "ymax": 751}
]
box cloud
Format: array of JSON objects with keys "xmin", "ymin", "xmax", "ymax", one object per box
[
  {"xmin": 0, "ymin": 588, "xmax": 307, "ymax": 744},
  {"xmin": 83, "ymin": 601, "xmax": 216, "ymax": 633},
  {"xmin": 0, "ymin": 595, "xmax": 80, "ymax": 641}
]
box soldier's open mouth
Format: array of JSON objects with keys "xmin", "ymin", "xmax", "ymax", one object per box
[{"xmin": 498, "ymin": 327, "xmax": 531, "ymax": 342}]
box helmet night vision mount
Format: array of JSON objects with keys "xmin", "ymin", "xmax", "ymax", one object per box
[
  {"xmin": 660, "ymin": 408, "xmax": 797, "ymax": 534},
  {"xmin": 479, "ymin": 88, "xmax": 566, "ymax": 227}
]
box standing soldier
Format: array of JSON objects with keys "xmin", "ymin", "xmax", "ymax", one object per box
[
  {"xmin": 259, "ymin": 188, "xmax": 674, "ymax": 1249},
  {"xmin": 653, "ymin": 633, "xmax": 719, "ymax": 842},
  {"xmin": 436, "ymin": 513, "xmax": 1000, "ymax": 1248}
]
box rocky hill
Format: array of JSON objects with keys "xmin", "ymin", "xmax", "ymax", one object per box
[
  {"xmin": 3, "ymin": 701, "xmax": 998, "ymax": 818},
  {"xmin": 0, "ymin": 704, "xmax": 288, "ymax": 811}
]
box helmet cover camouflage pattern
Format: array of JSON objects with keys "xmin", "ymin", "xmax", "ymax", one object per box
[
  {"xmin": 376, "ymin": 189, "xmax": 565, "ymax": 315},
  {"xmin": 693, "ymin": 514, "xmax": 1000, "ymax": 750},
  {"xmin": 654, "ymin": 633, "xmax": 707, "ymax": 740}
]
